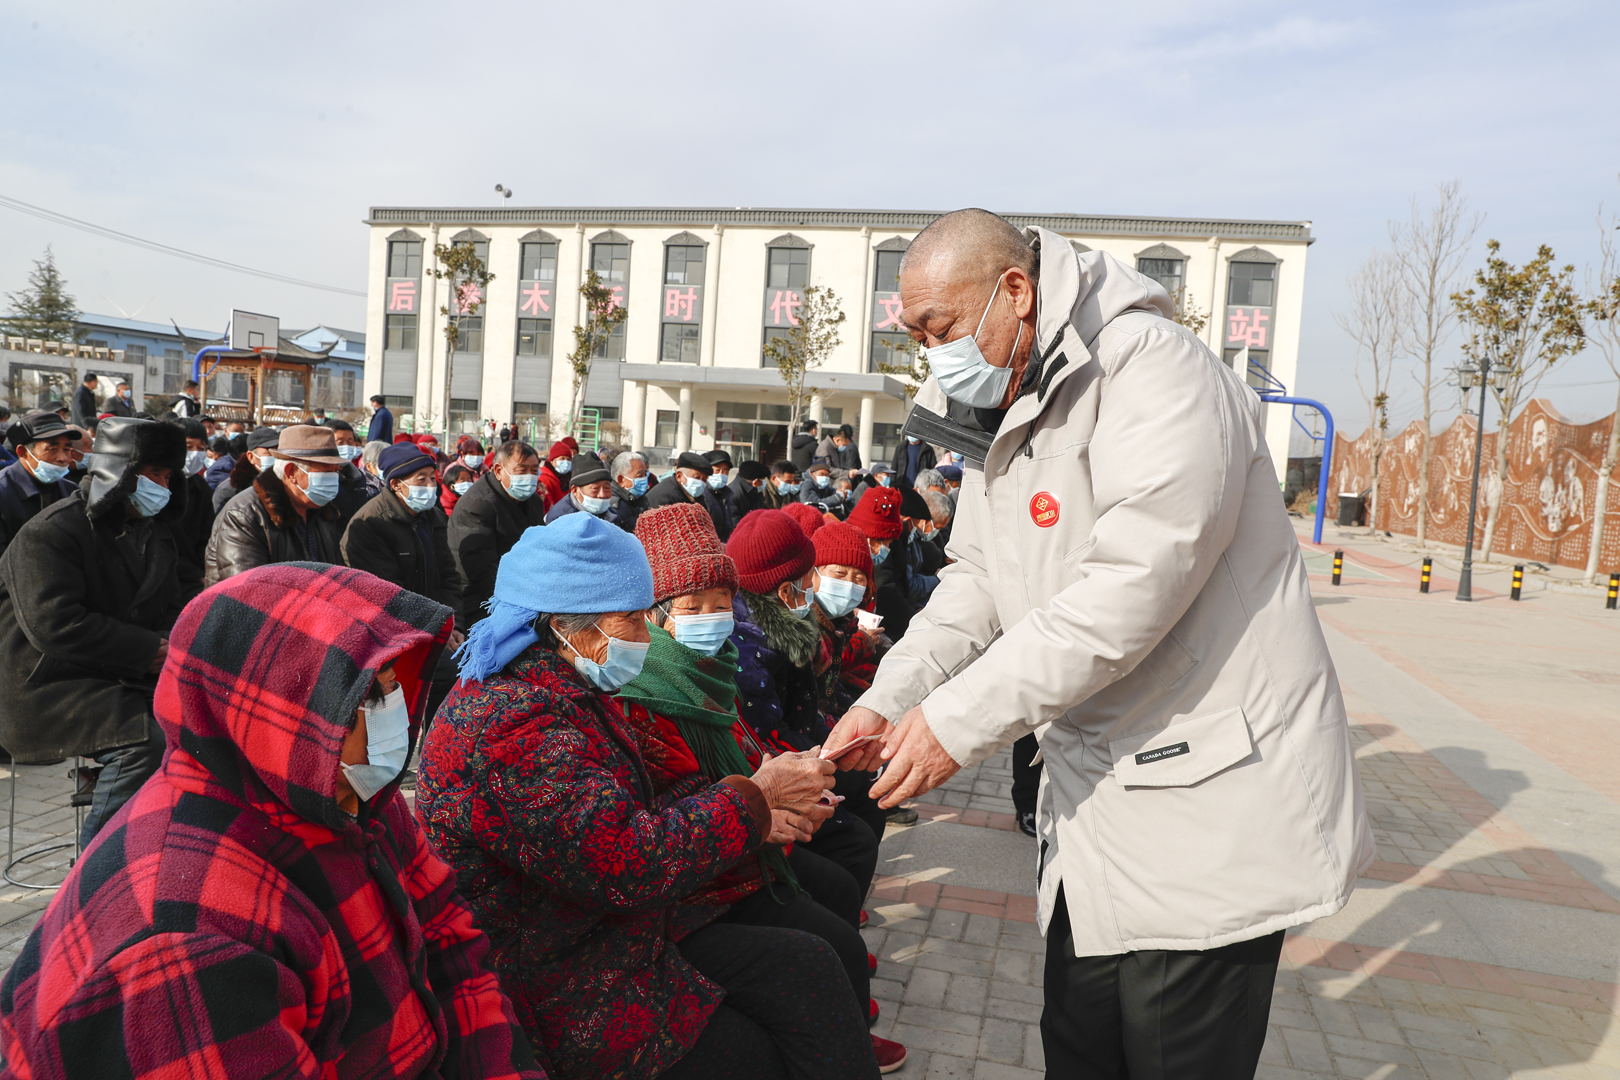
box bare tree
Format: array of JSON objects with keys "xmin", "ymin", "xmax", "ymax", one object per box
[
  {"xmin": 428, "ymin": 242, "xmax": 495, "ymax": 444},
  {"xmin": 1335, "ymin": 251, "xmax": 1408, "ymax": 533},
  {"xmin": 1453, "ymin": 241, "xmax": 1585, "ymax": 560},
  {"xmin": 1583, "ymin": 199, "xmax": 1620, "ymax": 584},
  {"xmin": 1388, "ymin": 181, "xmax": 1481, "ymax": 546}
]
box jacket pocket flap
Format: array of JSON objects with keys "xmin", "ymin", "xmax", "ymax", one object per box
[{"xmin": 1109, "ymin": 707, "xmax": 1254, "ymax": 789}]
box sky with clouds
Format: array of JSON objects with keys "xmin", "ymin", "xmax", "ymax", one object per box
[{"xmin": 2, "ymin": 0, "xmax": 1617, "ymax": 443}]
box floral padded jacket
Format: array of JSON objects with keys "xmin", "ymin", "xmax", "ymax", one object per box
[{"xmin": 414, "ymin": 647, "xmax": 771, "ymax": 1080}]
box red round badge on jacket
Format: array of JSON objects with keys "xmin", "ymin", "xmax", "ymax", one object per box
[{"xmin": 1030, "ymin": 492, "xmax": 1060, "ymax": 528}]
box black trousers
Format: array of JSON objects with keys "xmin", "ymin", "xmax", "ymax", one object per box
[
  {"xmin": 660, "ymin": 922, "xmax": 878, "ymax": 1080},
  {"xmin": 1011, "ymin": 733, "xmax": 1042, "ymax": 820},
  {"xmin": 722, "ymin": 846, "xmax": 869, "ymax": 1009},
  {"xmin": 81, "ymin": 722, "xmax": 166, "ymax": 848},
  {"xmin": 798, "ymin": 800, "xmax": 879, "ymax": 900},
  {"xmin": 1042, "ymin": 886, "xmax": 1283, "ymax": 1079}
]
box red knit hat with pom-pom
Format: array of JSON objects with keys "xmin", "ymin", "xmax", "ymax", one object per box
[{"xmin": 846, "ymin": 486, "xmax": 904, "ymax": 541}]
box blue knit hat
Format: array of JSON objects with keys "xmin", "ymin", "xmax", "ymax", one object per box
[{"xmin": 456, "ymin": 513, "xmax": 655, "ymax": 683}]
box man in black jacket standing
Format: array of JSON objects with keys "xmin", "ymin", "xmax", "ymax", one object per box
[
  {"xmin": 70, "ymin": 373, "xmax": 99, "ymax": 428},
  {"xmin": 447, "ymin": 440, "xmax": 546, "ymax": 622},
  {"xmin": 789, "ymin": 419, "xmax": 819, "ymax": 471},
  {"xmin": 0, "ymin": 416, "xmax": 188, "ymax": 845},
  {"xmin": 0, "ymin": 411, "xmax": 80, "ymax": 556}
]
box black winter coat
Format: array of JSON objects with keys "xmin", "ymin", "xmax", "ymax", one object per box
[
  {"xmin": 71, "ymin": 385, "xmax": 98, "ymax": 428},
  {"xmin": 725, "ymin": 475, "xmax": 765, "ymax": 523},
  {"xmin": 0, "ymin": 489, "xmax": 184, "ymax": 762},
  {"xmin": 203, "ymin": 469, "xmax": 343, "ymax": 587},
  {"xmin": 341, "ymin": 488, "xmax": 466, "ymax": 626},
  {"xmin": 698, "ymin": 484, "xmax": 734, "ymax": 539},
  {"xmin": 643, "ymin": 474, "xmax": 697, "ymax": 511},
  {"xmin": 891, "ymin": 441, "xmax": 937, "ymax": 485},
  {"xmin": 212, "ymin": 455, "xmax": 259, "ymax": 514},
  {"xmin": 446, "ymin": 471, "xmax": 548, "ymax": 622},
  {"xmin": 0, "ymin": 460, "xmax": 77, "ymax": 557},
  {"xmin": 166, "ymin": 472, "xmax": 214, "ymax": 600},
  {"xmin": 789, "ymin": 432, "xmax": 818, "ymax": 471}
]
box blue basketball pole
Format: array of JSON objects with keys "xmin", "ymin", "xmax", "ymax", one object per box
[{"xmin": 1258, "ymin": 393, "xmax": 1334, "ymax": 546}]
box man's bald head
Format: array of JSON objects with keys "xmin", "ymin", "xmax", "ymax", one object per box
[{"xmin": 901, "ymin": 208, "xmax": 1036, "ymax": 288}]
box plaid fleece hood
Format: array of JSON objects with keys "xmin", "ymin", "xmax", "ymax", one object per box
[
  {"xmin": 156, "ymin": 560, "xmax": 446, "ymax": 830},
  {"xmin": 0, "ymin": 564, "xmax": 545, "ymax": 1080}
]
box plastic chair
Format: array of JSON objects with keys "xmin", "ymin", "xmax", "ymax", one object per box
[{"xmin": 4, "ymin": 759, "xmax": 89, "ymax": 890}]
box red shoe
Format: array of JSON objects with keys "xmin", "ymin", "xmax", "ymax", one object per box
[
  {"xmin": 871, "ymin": 1035, "xmax": 907, "ymax": 1074},
  {"xmin": 869, "ymin": 998, "xmax": 879, "ymax": 1026},
  {"xmin": 868, "ymin": 951, "xmax": 877, "ymax": 974},
  {"xmin": 859, "ymin": 909, "xmax": 869, "ymax": 928}
]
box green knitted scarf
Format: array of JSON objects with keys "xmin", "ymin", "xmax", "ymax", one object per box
[{"xmin": 618, "ymin": 624, "xmax": 798, "ymax": 898}]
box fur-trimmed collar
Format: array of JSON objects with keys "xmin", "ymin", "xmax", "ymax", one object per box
[
  {"xmin": 253, "ymin": 468, "xmax": 339, "ymax": 530},
  {"xmin": 740, "ymin": 589, "xmax": 819, "ymax": 668},
  {"xmin": 227, "ymin": 453, "xmax": 260, "ymax": 491}
]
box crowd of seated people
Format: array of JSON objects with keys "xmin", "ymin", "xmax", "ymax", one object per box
[{"xmin": 0, "ymin": 401, "xmax": 957, "ymax": 1077}]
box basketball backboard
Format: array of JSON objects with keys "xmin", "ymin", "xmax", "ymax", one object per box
[{"xmin": 229, "ymin": 310, "xmax": 280, "ymax": 352}]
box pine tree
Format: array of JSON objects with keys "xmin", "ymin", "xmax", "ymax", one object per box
[{"xmin": 2, "ymin": 247, "xmax": 81, "ymax": 343}]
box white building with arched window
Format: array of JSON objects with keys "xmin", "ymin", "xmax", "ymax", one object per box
[{"xmin": 363, "ymin": 207, "xmax": 1311, "ymax": 479}]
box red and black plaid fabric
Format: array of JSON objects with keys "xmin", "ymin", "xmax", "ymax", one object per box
[{"xmin": 0, "ymin": 562, "xmax": 546, "ymax": 1080}]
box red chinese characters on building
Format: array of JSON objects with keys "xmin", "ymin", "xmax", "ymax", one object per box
[
  {"xmin": 874, "ymin": 293, "xmax": 904, "ymax": 330},
  {"xmin": 520, "ymin": 282, "xmax": 552, "ymax": 315},
  {"xmin": 607, "ymin": 284, "xmax": 626, "ymax": 311},
  {"xmin": 1224, "ymin": 306, "xmax": 1271, "ymax": 349},
  {"xmin": 665, "ymin": 287, "xmax": 698, "ymax": 322},
  {"xmin": 454, "ymin": 281, "xmax": 484, "ymax": 315},
  {"xmin": 387, "ymin": 280, "xmax": 418, "ymax": 313},
  {"xmin": 768, "ymin": 289, "xmax": 803, "ymax": 327}
]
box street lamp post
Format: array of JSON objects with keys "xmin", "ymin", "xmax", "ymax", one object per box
[{"xmin": 1454, "ymin": 357, "xmax": 1511, "ymax": 602}]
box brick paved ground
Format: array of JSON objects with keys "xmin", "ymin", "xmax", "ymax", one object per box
[{"xmin": 1, "ymin": 518, "xmax": 1617, "ymax": 1076}]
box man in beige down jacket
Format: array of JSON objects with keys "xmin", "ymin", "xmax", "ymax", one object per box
[{"xmin": 825, "ymin": 209, "xmax": 1372, "ymax": 1078}]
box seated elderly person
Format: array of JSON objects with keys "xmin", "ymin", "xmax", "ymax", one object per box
[
  {"xmin": 620, "ymin": 505, "xmax": 906, "ymax": 1073},
  {"xmin": 415, "ymin": 513, "xmax": 878, "ymax": 1080},
  {"xmin": 544, "ymin": 453, "xmax": 631, "ymax": 529},
  {"xmin": 0, "ymin": 563, "xmax": 542, "ymax": 1080}
]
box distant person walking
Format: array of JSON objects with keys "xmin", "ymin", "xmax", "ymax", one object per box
[{"xmin": 369, "ymin": 394, "xmax": 394, "ymax": 445}]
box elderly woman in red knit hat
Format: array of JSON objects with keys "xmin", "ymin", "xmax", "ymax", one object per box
[
  {"xmin": 538, "ymin": 439, "xmax": 575, "ymax": 507},
  {"xmin": 845, "ymin": 487, "xmax": 916, "ymax": 639},
  {"xmin": 620, "ymin": 504, "xmax": 907, "ymax": 1074}
]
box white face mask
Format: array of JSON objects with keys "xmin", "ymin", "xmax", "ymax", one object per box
[
  {"xmin": 184, "ymin": 449, "xmax": 208, "ymax": 476},
  {"xmin": 341, "ymin": 685, "xmax": 411, "ymax": 802},
  {"xmin": 924, "ymin": 270, "xmax": 1022, "ymax": 408},
  {"xmin": 338, "ymin": 444, "xmax": 364, "ymax": 461}
]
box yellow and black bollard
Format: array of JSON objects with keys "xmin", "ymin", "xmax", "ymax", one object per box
[
  {"xmin": 1609, "ymin": 573, "xmax": 1619, "ymax": 611},
  {"xmin": 1420, "ymin": 557, "xmax": 1432, "ymax": 594},
  {"xmin": 1332, "ymin": 550, "xmax": 1344, "ymax": 586},
  {"xmin": 1510, "ymin": 565, "xmax": 1523, "ymax": 601}
]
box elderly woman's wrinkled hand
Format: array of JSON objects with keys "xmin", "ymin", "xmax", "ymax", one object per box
[
  {"xmin": 752, "ymin": 751, "xmax": 836, "ymax": 813},
  {"xmin": 766, "ymin": 802, "xmax": 835, "ymax": 845}
]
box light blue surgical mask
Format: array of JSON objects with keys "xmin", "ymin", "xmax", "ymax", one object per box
[
  {"xmin": 301, "ymin": 469, "xmax": 340, "ymax": 506},
  {"xmin": 706, "ymin": 473, "xmax": 727, "ymax": 490},
  {"xmin": 338, "ymin": 444, "xmax": 364, "ymax": 462},
  {"xmin": 787, "ymin": 582, "xmax": 816, "ymax": 620},
  {"xmin": 775, "ymin": 479, "xmax": 799, "ymax": 495},
  {"xmin": 28, "ymin": 459, "xmax": 70, "ymax": 484},
  {"xmin": 340, "ymin": 685, "xmax": 411, "ymax": 802},
  {"xmin": 923, "ymin": 270, "xmax": 1022, "ymax": 408},
  {"xmin": 579, "ymin": 493, "xmax": 612, "ymax": 516},
  {"xmin": 453, "ymin": 480, "xmax": 473, "ymax": 495},
  {"xmin": 185, "ymin": 449, "xmax": 208, "ymax": 476},
  {"xmin": 129, "ymin": 473, "xmax": 171, "ymax": 517},
  {"xmin": 401, "ymin": 483, "xmax": 437, "ymax": 512},
  {"xmin": 682, "ymin": 476, "xmax": 707, "ymax": 499},
  {"xmin": 629, "ymin": 476, "xmax": 649, "ymax": 497},
  {"xmin": 813, "ymin": 473, "xmax": 831, "ymax": 489},
  {"xmin": 814, "ymin": 574, "xmax": 866, "ymax": 618},
  {"xmin": 506, "ymin": 473, "xmax": 539, "ymax": 500},
  {"xmin": 553, "ymin": 458, "xmax": 572, "ymax": 475},
  {"xmin": 462, "ymin": 453, "xmax": 483, "ymax": 469},
  {"xmin": 569, "ymin": 623, "xmax": 651, "ymax": 691},
  {"xmin": 876, "ymin": 474, "xmax": 892, "ymax": 487},
  {"xmin": 669, "ymin": 611, "xmax": 735, "ymax": 656},
  {"xmin": 871, "ymin": 543, "xmax": 890, "ymax": 566}
]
